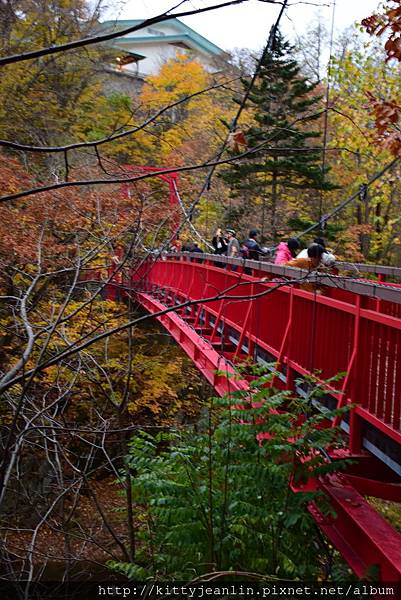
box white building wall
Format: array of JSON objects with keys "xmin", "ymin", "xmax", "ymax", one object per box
[
  {"xmin": 110, "ymin": 19, "xmax": 222, "ymax": 78},
  {"xmin": 121, "ymin": 43, "xmax": 216, "ymax": 77}
]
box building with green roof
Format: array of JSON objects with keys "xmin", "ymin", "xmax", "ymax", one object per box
[{"xmin": 99, "ymin": 17, "xmax": 226, "ymax": 80}]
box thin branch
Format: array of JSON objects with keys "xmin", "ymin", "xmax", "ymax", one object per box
[
  {"xmin": 0, "ymin": 142, "xmax": 269, "ymax": 203},
  {"xmin": 0, "ymin": 228, "xmax": 46, "ymax": 387},
  {"xmin": 63, "ymin": 150, "xmax": 69, "ymax": 181},
  {"xmin": 0, "ymin": 79, "xmax": 239, "ymax": 154},
  {"xmin": 0, "ymin": 1, "xmax": 281, "ymax": 67},
  {"xmin": 0, "ymin": 138, "xmax": 342, "ymax": 204},
  {"xmin": 0, "ymin": 274, "xmax": 314, "ymax": 393}
]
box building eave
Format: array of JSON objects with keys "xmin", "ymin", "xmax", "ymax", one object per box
[
  {"xmin": 120, "ymin": 49, "xmax": 146, "ymax": 60},
  {"xmin": 100, "ymin": 17, "xmax": 224, "ymax": 56}
]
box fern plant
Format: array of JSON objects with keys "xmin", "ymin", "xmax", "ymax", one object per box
[{"xmin": 109, "ymin": 366, "xmax": 350, "ymax": 580}]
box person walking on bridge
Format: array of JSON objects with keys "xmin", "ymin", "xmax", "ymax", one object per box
[
  {"xmin": 243, "ymin": 229, "xmax": 266, "ymax": 260},
  {"xmin": 226, "ymin": 229, "xmax": 240, "ymax": 271}
]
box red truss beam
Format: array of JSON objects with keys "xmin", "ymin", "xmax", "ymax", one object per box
[
  {"xmin": 309, "ymin": 474, "xmax": 401, "ymax": 580},
  {"xmin": 103, "ymin": 255, "xmax": 401, "ymax": 581},
  {"xmin": 137, "ymin": 292, "xmax": 249, "ymax": 397}
]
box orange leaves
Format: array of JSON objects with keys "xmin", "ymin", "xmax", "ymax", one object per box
[
  {"xmin": 138, "ymin": 53, "xmax": 231, "ymax": 164},
  {"xmin": 384, "ymin": 35, "xmax": 401, "ymax": 61},
  {"xmin": 0, "ymin": 152, "xmax": 152, "ymax": 280},
  {"xmin": 361, "ymin": 1, "xmax": 401, "ymax": 62},
  {"xmin": 227, "ymin": 130, "xmax": 247, "ymax": 154},
  {"xmin": 365, "ymin": 91, "xmax": 401, "ymax": 156},
  {"xmin": 142, "ymin": 54, "xmax": 209, "ymax": 109},
  {"xmin": 366, "ymin": 91, "xmax": 401, "ymax": 131},
  {"xmin": 361, "ymin": 15, "xmax": 387, "ymax": 37}
]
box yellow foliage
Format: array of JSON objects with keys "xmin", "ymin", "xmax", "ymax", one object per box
[
  {"xmin": 137, "ymin": 53, "xmax": 233, "ymax": 163},
  {"xmin": 127, "ymin": 354, "xmax": 201, "ymax": 425}
]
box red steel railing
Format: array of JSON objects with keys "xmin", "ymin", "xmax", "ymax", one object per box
[
  {"xmin": 129, "ymin": 253, "xmax": 401, "ymax": 462},
  {"xmin": 102, "ymin": 252, "xmax": 401, "ymax": 579}
]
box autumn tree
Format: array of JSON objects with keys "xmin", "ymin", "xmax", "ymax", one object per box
[
  {"xmin": 362, "ymin": 0, "xmax": 401, "ymax": 158},
  {"xmin": 2, "ymin": 0, "xmax": 374, "ymax": 585},
  {"xmin": 0, "ymin": 0, "xmax": 134, "ymax": 179},
  {"xmin": 318, "ymin": 28, "xmax": 401, "ymax": 262},
  {"xmin": 131, "ymin": 53, "xmax": 236, "ymax": 237},
  {"xmin": 0, "ymin": 149, "xmax": 208, "ymax": 579},
  {"xmin": 0, "ymin": 3, "xmax": 240, "ymax": 578}
]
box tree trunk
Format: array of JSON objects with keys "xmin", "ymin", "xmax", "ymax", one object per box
[{"xmin": 271, "ymin": 161, "xmax": 278, "ymax": 241}]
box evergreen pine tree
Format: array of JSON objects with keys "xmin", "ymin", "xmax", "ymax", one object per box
[{"xmin": 223, "ymin": 32, "xmax": 335, "ymax": 240}]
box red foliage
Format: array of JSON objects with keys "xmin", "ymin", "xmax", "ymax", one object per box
[
  {"xmin": 362, "ymin": 2, "xmax": 401, "ymax": 156},
  {"xmin": 227, "ymin": 130, "xmax": 247, "ymax": 153},
  {"xmin": 365, "ymin": 91, "xmax": 401, "ymax": 156},
  {"xmin": 0, "ymin": 153, "xmax": 169, "ymax": 281},
  {"xmin": 361, "ymin": 1, "xmax": 401, "ymax": 62}
]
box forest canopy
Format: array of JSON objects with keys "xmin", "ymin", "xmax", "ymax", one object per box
[{"xmin": 1, "ymin": 0, "xmax": 401, "ymax": 589}]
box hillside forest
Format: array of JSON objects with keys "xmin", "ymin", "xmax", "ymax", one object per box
[{"xmin": 1, "ymin": 0, "xmax": 401, "ymax": 590}]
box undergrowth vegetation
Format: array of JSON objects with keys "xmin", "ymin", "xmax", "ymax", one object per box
[{"xmin": 110, "ymin": 367, "xmax": 351, "ymax": 581}]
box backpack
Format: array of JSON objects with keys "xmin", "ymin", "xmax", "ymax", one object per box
[
  {"xmin": 241, "ymin": 239, "xmax": 258, "ymax": 259},
  {"xmin": 240, "ymin": 244, "xmax": 250, "ymax": 259}
]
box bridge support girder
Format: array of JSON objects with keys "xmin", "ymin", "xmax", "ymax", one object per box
[
  {"xmin": 309, "ymin": 473, "xmax": 401, "ymax": 581},
  {"xmin": 133, "ymin": 286, "xmax": 401, "ymax": 581}
]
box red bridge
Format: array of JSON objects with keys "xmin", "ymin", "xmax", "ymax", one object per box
[{"xmin": 107, "ymin": 253, "xmax": 401, "ymax": 581}]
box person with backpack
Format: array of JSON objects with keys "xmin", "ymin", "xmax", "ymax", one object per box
[
  {"xmin": 242, "ymin": 229, "xmax": 266, "ymax": 260},
  {"xmin": 274, "ymin": 237, "xmax": 300, "ymax": 265}
]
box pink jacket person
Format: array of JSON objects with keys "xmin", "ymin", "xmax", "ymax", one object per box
[{"xmin": 275, "ymin": 242, "xmax": 293, "ymax": 265}]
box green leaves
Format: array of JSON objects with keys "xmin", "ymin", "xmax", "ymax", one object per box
[{"xmin": 111, "ymin": 365, "xmax": 351, "ymax": 581}]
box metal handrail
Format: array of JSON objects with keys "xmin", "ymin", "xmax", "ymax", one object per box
[{"xmin": 162, "ymin": 252, "xmax": 401, "ymax": 305}]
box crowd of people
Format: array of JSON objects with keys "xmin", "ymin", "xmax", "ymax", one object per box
[
  {"xmin": 168, "ymin": 229, "xmax": 336, "ymax": 272},
  {"xmin": 274, "ymin": 236, "xmax": 336, "ymax": 269}
]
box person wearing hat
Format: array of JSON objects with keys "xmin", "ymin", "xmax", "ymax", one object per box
[{"xmin": 226, "ymin": 228, "xmax": 240, "ymax": 258}]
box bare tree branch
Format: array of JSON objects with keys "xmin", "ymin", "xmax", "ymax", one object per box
[
  {"xmin": 0, "ymin": 1, "xmax": 281, "ymax": 67},
  {"xmin": 0, "ymin": 139, "xmax": 343, "ymax": 205},
  {"xmin": 0, "ymin": 272, "xmax": 316, "ymax": 393}
]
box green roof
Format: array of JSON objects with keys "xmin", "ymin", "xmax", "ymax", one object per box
[{"xmin": 100, "ymin": 17, "xmax": 224, "ymax": 56}]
